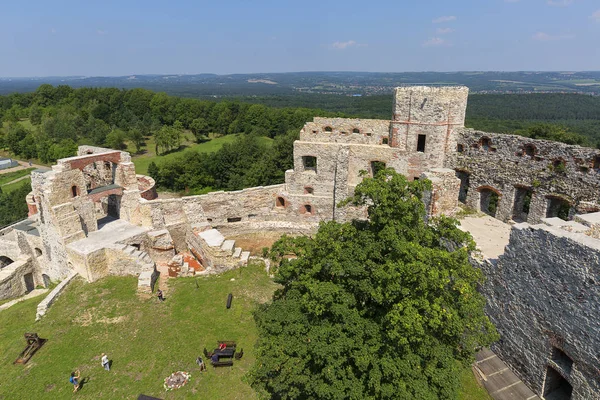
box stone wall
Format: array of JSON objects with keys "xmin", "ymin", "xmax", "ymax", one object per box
[
  {"xmin": 450, "ymin": 129, "xmax": 600, "ymax": 224},
  {"xmin": 0, "ymin": 258, "xmax": 36, "ymax": 301},
  {"xmin": 480, "ymin": 223, "xmax": 600, "ymax": 399}
]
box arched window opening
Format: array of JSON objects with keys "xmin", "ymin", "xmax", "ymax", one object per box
[
  {"xmin": 71, "ymin": 186, "xmax": 79, "ymax": 198},
  {"xmin": 352, "ymin": 128, "xmax": 360, "ymax": 134},
  {"xmin": 0, "ymin": 256, "xmax": 14, "ymax": 269},
  {"xmin": 275, "ymin": 196, "xmax": 285, "ymax": 208},
  {"xmin": 365, "ymin": 132, "xmax": 372, "ymax": 137},
  {"xmin": 594, "ymin": 156, "xmax": 600, "ymax": 171},
  {"xmin": 546, "ymin": 196, "xmax": 571, "ymax": 220},
  {"xmin": 455, "ymin": 170, "xmax": 470, "ymax": 203},
  {"xmin": 479, "ymin": 187, "xmax": 501, "ymax": 217},
  {"xmin": 552, "ymin": 159, "xmax": 566, "ymax": 173},
  {"xmin": 324, "ymin": 126, "xmax": 333, "ymax": 132},
  {"xmin": 480, "ymin": 137, "xmax": 491, "ymax": 151},
  {"xmin": 300, "ymin": 204, "xmax": 313, "ymax": 215},
  {"xmin": 513, "ymin": 186, "xmax": 533, "ymax": 223},
  {"xmin": 371, "ymin": 161, "xmax": 386, "ymax": 177},
  {"xmin": 524, "ymin": 144, "xmax": 536, "ymax": 157}
]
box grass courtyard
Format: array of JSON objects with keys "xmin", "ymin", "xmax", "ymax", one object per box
[
  {"xmin": 0, "ymin": 262, "xmax": 490, "ymax": 400},
  {"xmin": 0, "ymin": 263, "xmax": 277, "ymax": 399},
  {"xmin": 130, "ymin": 133, "xmax": 273, "ymax": 175}
]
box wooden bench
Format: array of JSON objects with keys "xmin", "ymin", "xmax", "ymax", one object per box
[{"xmin": 211, "ymin": 360, "xmax": 233, "ymax": 367}]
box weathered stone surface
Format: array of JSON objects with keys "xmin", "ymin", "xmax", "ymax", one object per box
[
  {"xmin": 479, "ymin": 223, "xmax": 600, "ymax": 399},
  {"xmin": 449, "ymin": 129, "xmax": 600, "ymax": 223}
]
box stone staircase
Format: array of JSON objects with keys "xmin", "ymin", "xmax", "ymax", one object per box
[
  {"xmin": 186, "ymin": 223, "xmax": 250, "ymax": 274},
  {"xmin": 108, "ymin": 243, "xmax": 158, "ymax": 293}
]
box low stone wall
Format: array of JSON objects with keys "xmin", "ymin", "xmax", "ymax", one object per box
[
  {"xmin": 0, "ymin": 258, "xmax": 35, "ymax": 301},
  {"xmin": 451, "ymin": 129, "xmax": 600, "ymax": 223},
  {"xmin": 479, "ymin": 223, "xmax": 600, "ymax": 399},
  {"xmin": 35, "ymin": 271, "xmax": 78, "ymax": 320}
]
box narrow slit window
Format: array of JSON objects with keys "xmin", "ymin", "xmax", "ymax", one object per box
[{"xmin": 417, "ymin": 135, "xmax": 426, "ymax": 152}]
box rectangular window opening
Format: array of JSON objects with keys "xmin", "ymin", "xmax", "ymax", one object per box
[
  {"xmin": 227, "ymin": 217, "xmax": 242, "ymax": 223},
  {"xmin": 417, "ymin": 135, "xmax": 426, "ymax": 152},
  {"xmin": 302, "ymin": 156, "xmax": 317, "ymax": 172}
]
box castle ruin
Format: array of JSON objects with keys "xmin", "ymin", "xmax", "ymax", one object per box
[{"xmin": 0, "ymin": 86, "xmax": 598, "ymax": 399}]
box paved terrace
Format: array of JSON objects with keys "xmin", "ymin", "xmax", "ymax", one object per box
[
  {"xmin": 68, "ymin": 218, "xmax": 148, "ymax": 254},
  {"xmin": 459, "ymin": 215, "xmax": 540, "ymax": 400}
]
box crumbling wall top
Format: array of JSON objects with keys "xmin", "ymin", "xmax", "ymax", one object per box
[{"xmin": 393, "ymin": 86, "xmax": 469, "ymax": 126}]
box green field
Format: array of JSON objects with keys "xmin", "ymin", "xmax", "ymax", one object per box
[
  {"xmin": 131, "ymin": 133, "xmax": 273, "ymax": 175},
  {"xmin": 0, "ymin": 263, "xmax": 490, "ymax": 399},
  {"xmin": 0, "ymin": 168, "xmax": 34, "ymax": 186},
  {"xmin": 1, "ymin": 178, "xmax": 31, "ymax": 194},
  {"xmin": 0, "ymin": 263, "xmax": 277, "ymax": 400}
]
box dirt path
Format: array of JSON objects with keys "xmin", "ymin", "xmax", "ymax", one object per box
[
  {"xmin": 0, "ymin": 160, "xmax": 48, "ymax": 175},
  {"xmin": 1, "ymin": 174, "xmax": 32, "ymax": 186}
]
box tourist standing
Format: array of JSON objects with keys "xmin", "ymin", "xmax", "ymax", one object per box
[
  {"xmin": 69, "ymin": 369, "xmax": 81, "ymax": 392},
  {"xmin": 101, "ymin": 353, "xmax": 110, "ymax": 371}
]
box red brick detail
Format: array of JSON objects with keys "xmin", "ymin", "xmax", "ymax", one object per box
[
  {"xmin": 87, "ymin": 187, "xmax": 123, "ymax": 202},
  {"xmin": 140, "ymin": 187, "xmax": 158, "ymax": 200},
  {"xmin": 27, "ymin": 203, "xmax": 38, "ymax": 217},
  {"xmin": 183, "ymin": 252, "xmax": 204, "ymax": 272},
  {"xmin": 66, "ymin": 152, "xmax": 122, "ymax": 171}
]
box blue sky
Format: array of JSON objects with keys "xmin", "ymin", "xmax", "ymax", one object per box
[{"xmin": 0, "ymin": 0, "xmax": 599, "ymax": 77}]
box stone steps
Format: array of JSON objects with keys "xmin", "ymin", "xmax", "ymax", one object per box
[
  {"xmin": 191, "ymin": 227, "xmax": 252, "ymax": 273},
  {"xmin": 221, "ymin": 240, "xmax": 235, "ymax": 254},
  {"xmin": 233, "ymin": 247, "xmax": 242, "ymax": 258}
]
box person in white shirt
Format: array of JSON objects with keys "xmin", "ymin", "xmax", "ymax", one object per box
[{"xmin": 101, "ymin": 353, "xmax": 110, "ymax": 371}]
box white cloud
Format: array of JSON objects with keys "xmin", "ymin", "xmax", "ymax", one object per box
[
  {"xmin": 332, "ymin": 40, "xmax": 357, "ymax": 49},
  {"xmin": 423, "ymin": 37, "xmax": 447, "ymax": 47},
  {"xmin": 97, "ymin": 30, "xmax": 107, "ymax": 35},
  {"xmin": 547, "ymin": 0, "xmax": 573, "ymax": 6},
  {"xmin": 591, "ymin": 9, "xmax": 600, "ymax": 22},
  {"xmin": 432, "ymin": 16, "xmax": 456, "ymax": 24},
  {"xmin": 436, "ymin": 27, "xmax": 455, "ymax": 34},
  {"xmin": 532, "ymin": 31, "xmax": 575, "ymax": 41}
]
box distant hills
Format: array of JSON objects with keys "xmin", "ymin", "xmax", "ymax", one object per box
[{"xmin": 1, "ymin": 71, "xmax": 599, "ymax": 97}]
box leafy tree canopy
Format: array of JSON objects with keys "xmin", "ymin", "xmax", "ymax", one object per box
[{"xmin": 250, "ymin": 169, "xmax": 498, "ymax": 400}]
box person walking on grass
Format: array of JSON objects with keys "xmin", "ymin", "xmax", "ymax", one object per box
[
  {"xmin": 69, "ymin": 369, "xmax": 81, "ymax": 392},
  {"xmin": 101, "ymin": 353, "xmax": 110, "ymax": 371}
]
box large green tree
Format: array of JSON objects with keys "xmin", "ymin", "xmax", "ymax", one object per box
[{"xmin": 250, "ymin": 170, "xmax": 498, "ymax": 400}]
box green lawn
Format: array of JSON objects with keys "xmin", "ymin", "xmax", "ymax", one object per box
[
  {"xmin": 131, "ymin": 134, "xmax": 273, "ymax": 175},
  {"xmin": 1, "ymin": 178, "xmax": 31, "ymax": 194},
  {"xmin": 0, "ymin": 168, "xmax": 35, "ymax": 186},
  {"xmin": 0, "ymin": 263, "xmax": 278, "ymax": 399},
  {"xmin": 0, "ymin": 261, "xmax": 491, "ymax": 399}
]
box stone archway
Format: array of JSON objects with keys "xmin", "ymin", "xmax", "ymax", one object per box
[
  {"xmin": 477, "ymin": 186, "xmax": 501, "ymax": 217},
  {"xmin": 0, "ymin": 256, "xmax": 14, "ymax": 269}
]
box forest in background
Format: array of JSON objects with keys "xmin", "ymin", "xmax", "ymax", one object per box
[{"xmin": 0, "ymin": 84, "xmax": 599, "ymax": 227}]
